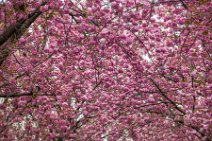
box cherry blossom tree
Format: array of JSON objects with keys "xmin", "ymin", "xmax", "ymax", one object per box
[{"xmin": 0, "ymin": 0, "xmax": 211, "ymax": 140}]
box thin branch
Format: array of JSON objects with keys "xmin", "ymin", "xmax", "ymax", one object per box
[
  {"xmin": 179, "ymin": 0, "xmax": 188, "ymax": 9},
  {"xmin": 0, "ymin": 91, "xmax": 33, "ymax": 98},
  {"xmin": 149, "ymin": 78, "xmax": 186, "ymax": 115}
]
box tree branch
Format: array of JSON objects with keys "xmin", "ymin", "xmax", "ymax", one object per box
[
  {"xmin": 179, "ymin": 0, "xmax": 188, "ymax": 9},
  {"xmin": 0, "ymin": 2, "xmax": 46, "ymax": 65},
  {"xmin": 149, "ymin": 78, "xmax": 186, "ymax": 115},
  {"xmin": 0, "ymin": 91, "xmax": 33, "ymax": 98}
]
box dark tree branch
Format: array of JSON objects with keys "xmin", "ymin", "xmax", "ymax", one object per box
[
  {"xmin": 155, "ymin": 0, "xmax": 188, "ymax": 10},
  {"xmin": 0, "ymin": 91, "xmax": 33, "ymax": 98},
  {"xmin": 149, "ymin": 78, "xmax": 186, "ymax": 115},
  {"xmin": 0, "ymin": 2, "xmax": 46, "ymax": 65},
  {"xmin": 179, "ymin": 0, "xmax": 188, "ymax": 9},
  {"xmin": 0, "ymin": 2, "xmax": 46, "ymax": 46}
]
